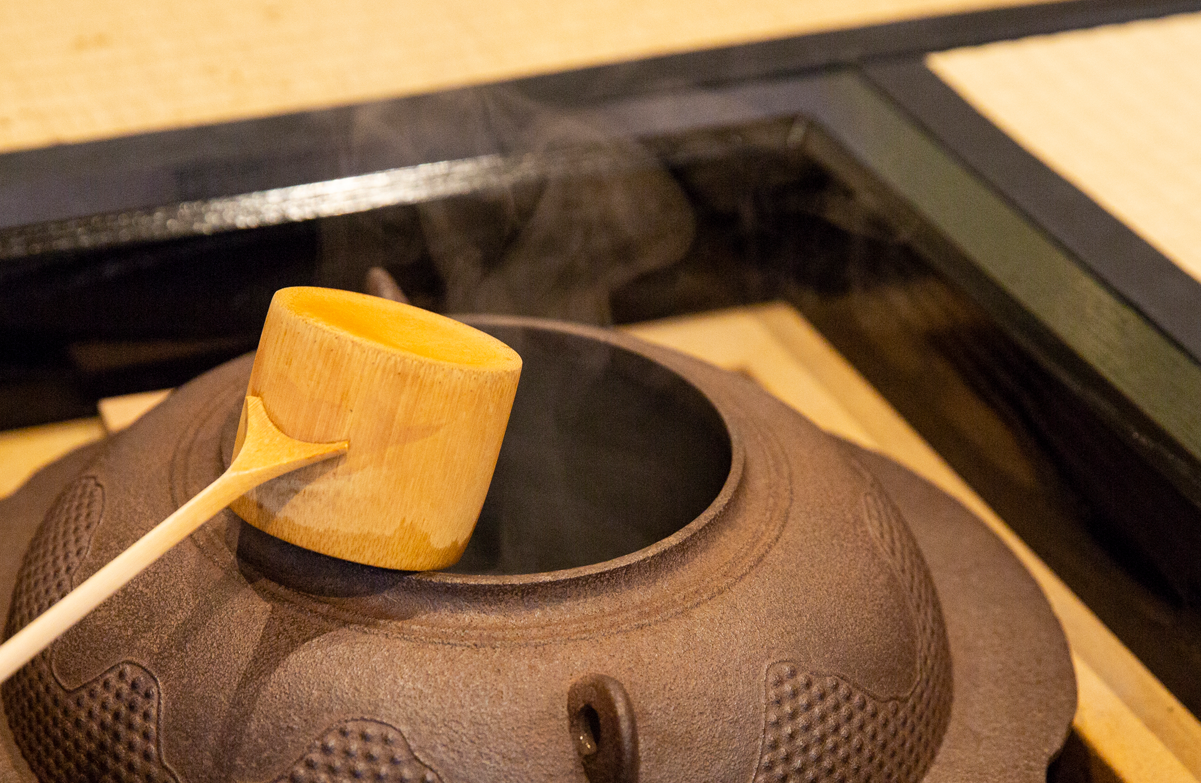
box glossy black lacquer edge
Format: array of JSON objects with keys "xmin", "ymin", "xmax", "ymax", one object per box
[
  {"xmin": 3, "ymin": 0, "xmax": 1200, "ymax": 231},
  {"xmin": 799, "ymin": 69, "xmax": 1201, "ymax": 493},
  {"xmin": 864, "ymin": 57, "xmax": 1201, "ymax": 368}
]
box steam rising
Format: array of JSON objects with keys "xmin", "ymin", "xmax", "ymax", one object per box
[{"xmin": 335, "ymin": 88, "xmax": 696, "ymax": 324}]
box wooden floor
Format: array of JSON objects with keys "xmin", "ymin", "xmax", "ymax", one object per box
[{"xmin": 0, "ymin": 0, "xmax": 1051, "ymax": 155}]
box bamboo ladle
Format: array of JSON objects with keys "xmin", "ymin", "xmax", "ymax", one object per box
[{"xmin": 0, "ymin": 287, "xmax": 522, "ymax": 682}]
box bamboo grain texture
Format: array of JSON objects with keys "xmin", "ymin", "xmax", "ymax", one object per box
[{"xmin": 231, "ymin": 287, "xmax": 522, "ymax": 569}]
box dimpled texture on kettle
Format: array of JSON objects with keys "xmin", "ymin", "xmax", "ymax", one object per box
[
  {"xmin": 2, "ymin": 476, "xmax": 181, "ymax": 783},
  {"xmin": 5, "ymin": 476, "xmax": 105, "ymax": 631},
  {"xmin": 753, "ymin": 471, "xmax": 952, "ymax": 783},
  {"xmin": 270, "ymin": 720, "xmax": 442, "ymax": 783}
]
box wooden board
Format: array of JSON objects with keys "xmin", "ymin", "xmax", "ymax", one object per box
[
  {"xmin": 0, "ymin": 389, "xmax": 168, "ymax": 500},
  {"xmin": 0, "ymin": 0, "xmax": 1051, "ymax": 155},
  {"xmin": 928, "ymin": 11, "xmax": 1201, "ymax": 286},
  {"xmin": 97, "ymin": 389, "xmax": 171, "ymax": 434},
  {"xmin": 0, "ymin": 418, "xmax": 104, "ymax": 500}
]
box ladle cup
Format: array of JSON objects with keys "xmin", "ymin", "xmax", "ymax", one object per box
[{"xmin": 0, "ymin": 287, "xmax": 522, "ymax": 682}]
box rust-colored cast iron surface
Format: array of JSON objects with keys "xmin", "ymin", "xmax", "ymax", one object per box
[{"xmin": 0, "ymin": 318, "xmax": 1073, "ymax": 782}]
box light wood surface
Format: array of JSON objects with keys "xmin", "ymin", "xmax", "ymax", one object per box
[
  {"xmin": 231, "ymin": 287, "xmax": 522, "ymax": 569},
  {"xmin": 97, "ymin": 388, "xmax": 171, "ymax": 433},
  {"xmin": 0, "ymin": 417, "xmax": 105, "ymax": 499},
  {"xmin": 624, "ymin": 303, "xmax": 1201, "ymax": 783},
  {"xmin": 0, "ymin": 395, "xmax": 347, "ymax": 683},
  {"xmin": 0, "ymin": 0, "xmax": 1051, "ymax": 155},
  {"xmin": 928, "ymin": 11, "xmax": 1201, "ymax": 285},
  {"xmin": 0, "ymin": 391, "xmax": 170, "ymax": 501}
]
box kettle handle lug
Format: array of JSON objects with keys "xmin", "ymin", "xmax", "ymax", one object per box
[{"xmin": 568, "ymin": 673, "xmax": 639, "ymax": 783}]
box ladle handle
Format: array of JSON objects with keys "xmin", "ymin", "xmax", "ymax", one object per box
[{"xmin": 0, "ymin": 397, "xmax": 346, "ymax": 684}]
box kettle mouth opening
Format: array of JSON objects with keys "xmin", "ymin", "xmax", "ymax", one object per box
[{"xmin": 437, "ymin": 318, "xmax": 735, "ymax": 579}]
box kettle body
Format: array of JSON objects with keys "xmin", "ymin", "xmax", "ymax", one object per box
[{"xmin": 0, "ymin": 317, "xmax": 1071, "ymax": 783}]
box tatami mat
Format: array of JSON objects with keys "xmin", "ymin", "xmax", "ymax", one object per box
[
  {"xmin": 0, "ymin": 0, "xmax": 1047, "ymax": 155},
  {"xmin": 928, "ymin": 12, "xmax": 1201, "ymax": 286}
]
